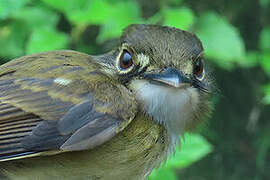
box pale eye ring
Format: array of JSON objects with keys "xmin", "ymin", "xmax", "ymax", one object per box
[
  {"xmin": 193, "ymin": 59, "xmax": 205, "ymax": 80},
  {"xmin": 119, "ymin": 49, "xmax": 134, "ymax": 70}
]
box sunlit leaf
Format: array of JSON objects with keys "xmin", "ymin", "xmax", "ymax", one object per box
[
  {"xmin": 0, "ymin": 21, "xmax": 29, "ymax": 58},
  {"xmin": 13, "ymin": 7, "xmax": 59, "ymax": 28},
  {"xmin": 68, "ymin": 0, "xmax": 111, "ymax": 25},
  {"xmin": 41, "ymin": 0, "xmax": 90, "ymax": 14},
  {"xmin": 97, "ymin": 0, "xmax": 142, "ymax": 42},
  {"xmin": 42, "ymin": 0, "xmax": 112, "ymax": 26},
  {"xmin": 262, "ymin": 83, "xmax": 270, "ymax": 104},
  {"xmin": 163, "ymin": 7, "xmax": 195, "ymax": 30},
  {"xmin": 149, "ymin": 134, "xmax": 212, "ymax": 180},
  {"xmin": 260, "ymin": 53, "xmax": 270, "ymax": 77},
  {"xmin": 0, "ymin": 0, "xmax": 30, "ymax": 19},
  {"xmin": 194, "ymin": 12, "xmax": 246, "ymax": 69},
  {"xmin": 148, "ymin": 168, "xmax": 178, "ymax": 180},
  {"xmin": 26, "ymin": 28, "xmax": 69, "ymax": 54},
  {"xmin": 259, "ymin": 27, "xmax": 270, "ymax": 52},
  {"xmin": 166, "ymin": 134, "xmax": 212, "ymax": 168},
  {"xmin": 44, "ymin": 0, "xmax": 142, "ymax": 42}
]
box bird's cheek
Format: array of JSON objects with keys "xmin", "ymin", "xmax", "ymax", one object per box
[
  {"xmin": 186, "ymin": 87, "xmax": 200, "ymax": 110},
  {"xmin": 184, "ymin": 87, "xmax": 210, "ymax": 131}
]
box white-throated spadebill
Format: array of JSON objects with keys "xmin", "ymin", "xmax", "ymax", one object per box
[{"xmin": 0, "ymin": 24, "xmax": 212, "ymax": 180}]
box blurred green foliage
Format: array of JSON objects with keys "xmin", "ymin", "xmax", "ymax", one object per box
[
  {"xmin": 194, "ymin": 12, "xmax": 246, "ymax": 69},
  {"xmin": 149, "ymin": 134, "xmax": 212, "ymax": 180},
  {"xmin": 0, "ymin": 0, "xmax": 269, "ymax": 179}
]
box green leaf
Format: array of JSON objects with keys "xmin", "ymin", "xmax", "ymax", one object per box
[
  {"xmin": 194, "ymin": 12, "xmax": 246, "ymax": 69},
  {"xmin": 0, "ymin": 21, "xmax": 29, "ymax": 58},
  {"xmin": 166, "ymin": 133, "xmax": 212, "ymax": 169},
  {"xmin": 97, "ymin": 1, "xmax": 143, "ymax": 42},
  {"xmin": 238, "ymin": 51, "xmax": 259, "ymax": 68},
  {"xmin": 148, "ymin": 168, "xmax": 178, "ymax": 180},
  {"xmin": 26, "ymin": 28, "xmax": 69, "ymax": 54},
  {"xmin": 12, "ymin": 7, "xmax": 59, "ymax": 28},
  {"xmin": 262, "ymin": 83, "xmax": 270, "ymax": 104},
  {"xmin": 263, "ymin": 95, "xmax": 270, "ymax": 105},
  {"xmin": 260, "ymin": 0, "xmax": 270, "ymax": 7},
  {"xmin": 260, "ymin": 53, "xmax": 270, "ymax": 78},
  {"xmin": 41, "ymin": 0, "xmax": 90, "ymax": 14},
  {"xmin": 149, "ymin": 134, "xmax": 212, "ymax": 180},
  {"xmin": 259, "ymin": 27, "xmax": 270, "ymax": 52},
  {"xmin": 44, "ymin": 0, "xmax": 142, "ymax": 42},
  {"xmin": 0, "ymin": 0, "xmax": 30, "ymax": 19},
  {"xmin": 42, "ymin": 0, "xmax": 112, "ymax": 26},
  {"xmin": 163, "ymin": 7, "xmax": 195, "ymax": 30},
  {"xmin": 147, "ymin": 12, "xmax": 163, "ymax": 24},
  {"xmin": 68, "ymin": 0, "xmax": 111, "ymax": 25}
]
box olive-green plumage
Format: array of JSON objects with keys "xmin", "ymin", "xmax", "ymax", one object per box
[{"xmin": 0, "ymin": 24, "xmax": 212, "ymax": 180}]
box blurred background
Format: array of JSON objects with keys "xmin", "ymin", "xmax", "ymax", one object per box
[{"xmin": 0, "ymin": 0, "xmax": 269, "ymax": 179}]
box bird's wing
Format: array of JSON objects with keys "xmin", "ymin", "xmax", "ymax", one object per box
[{"xmin": 0, "ymin": 51, "xmax": 137, "ymax": 161}]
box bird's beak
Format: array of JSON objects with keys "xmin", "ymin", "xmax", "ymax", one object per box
[{"xmin": 141, "ymin": 67, "xmax": 192, "ymax": 88}]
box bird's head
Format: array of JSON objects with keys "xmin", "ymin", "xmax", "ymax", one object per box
[{"xmin": 95, "ymin": 24, "xmax": 212, "ymax": 142}]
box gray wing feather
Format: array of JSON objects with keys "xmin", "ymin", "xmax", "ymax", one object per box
[{"xmin": 22, "ymin": 101, "xmax": 121, "ymax": 152}]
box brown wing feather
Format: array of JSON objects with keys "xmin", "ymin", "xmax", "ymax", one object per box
[
  {"xmin": 0, "ymin": 51, "xmax": 137, "ymax": 162},
  {"xmin": 0, "ymin": 77, "xmax": 82, "ymax": 161},
  {"xmin": 0, "ymin": 103, "xmax": 42, "ymax": 160},
  {"xmin": 0, "ymin": 78, "xmax": 78, "ymax": 121}
]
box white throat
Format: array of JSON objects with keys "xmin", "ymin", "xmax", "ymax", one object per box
[{"xmin": 130, "ymin": 79, "xmax": 200, "ymax": 150}]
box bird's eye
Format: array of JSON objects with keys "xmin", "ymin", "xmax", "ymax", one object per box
[
  {"xmin": 119, "ymin": 50, "xmax": 134, "ymax": 70},
  {"xmin": 193, "ymin": 59, "xmax": 205, "ymax": 80}
]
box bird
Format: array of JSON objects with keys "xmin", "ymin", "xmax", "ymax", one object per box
[{"xmin": 0, "ymin": 24, "xmax": 212, "ymax": 180}]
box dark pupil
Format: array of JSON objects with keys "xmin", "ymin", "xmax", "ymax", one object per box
[
  {"xmin": 120, "ymin": 50, "xmax": 133, "ymax": 69},
  {"xmin": 194, "ymin": 60, "xmax": 203, "ymax": 76},
  {"xmin": 122, "ymin": 52, "xmax": 131, "ymax": 65}
]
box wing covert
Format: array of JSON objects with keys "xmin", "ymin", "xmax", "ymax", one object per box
[{"xmin": 0, "ymin": 51, "xmax": 137, "ymax": 161}]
